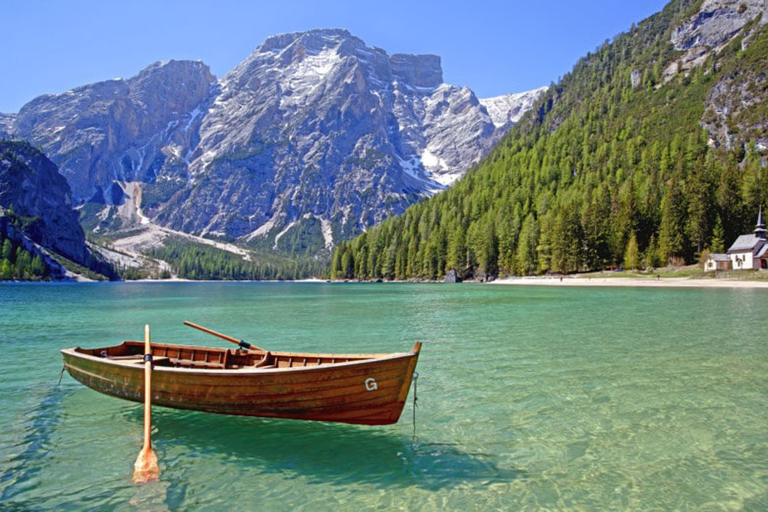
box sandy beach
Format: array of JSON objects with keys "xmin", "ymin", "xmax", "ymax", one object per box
[{"xmin": 491, "ymin": 275, "xmax": 768, "ymax": 289}]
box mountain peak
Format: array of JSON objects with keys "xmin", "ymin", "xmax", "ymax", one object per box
[
  {"xmin": 7, "ymin": 28, "xmax": 543, "ymax": 255},
  {"xmin": 258, "ymin": 29, "xmax": 356, "ymax": 54},
  {"xmin": 136, "ymin": 59, "xmax": 212, "ymax": 78}
]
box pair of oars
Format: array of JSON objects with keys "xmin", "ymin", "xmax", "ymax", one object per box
[{"xmin": 131, "ymin": 321, "xmax": 262, "ymax": 484}]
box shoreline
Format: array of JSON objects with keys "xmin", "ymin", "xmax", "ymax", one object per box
[
  {"xmin": 6, "ymin": 275, "xmax": 768, "ymax": 289},
  {"xmin": 490, "ymin": 275, "xmax": 768, "ymax": 289}
]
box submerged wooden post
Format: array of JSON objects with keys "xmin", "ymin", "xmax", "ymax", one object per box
[{"xmin": 132, "ymin": 324, "xmax": 159, "ymax": 484}]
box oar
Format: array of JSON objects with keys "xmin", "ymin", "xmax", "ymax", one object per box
[
  {"xmin": 183, "ymin": 320, "xmax": 266, "ymax": 352},
  {"xmin": 132, "ymin": 324, "xmax": 159, "ymax": 484}
]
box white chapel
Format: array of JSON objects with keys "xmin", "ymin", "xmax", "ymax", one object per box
[{"xmin": 705, "ymin": 208, "xmax": 768, "ymax": 271}]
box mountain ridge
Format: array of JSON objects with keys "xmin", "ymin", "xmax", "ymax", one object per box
[{"xmin": 5, "ymin": 29, "xmax": 545, "ymax": 257}]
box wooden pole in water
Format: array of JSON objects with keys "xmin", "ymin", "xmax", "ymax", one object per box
[{"xmin": 132, "ymin": 324, "xmax": 159, "ymax": 484}]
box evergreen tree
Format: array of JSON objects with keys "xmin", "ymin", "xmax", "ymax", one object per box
[
  {"xmin": 711, "ymin": 217, "xmax": 726, "ymax": 253},
  {"xmin": 658, "ymin": 179, "xmax": 688, "ymax": 264},
  {"xmin": 624, "ymin": 232, "xmax": 640, "ymax": 270},
  {"xmin": 1, "ymin": 259, "xmax": 12, "ymax": 279},
  {"xmin": 644, "ymin": 235, "xmax": 662, "ymax": 269},
  {"xmin": 446, "ymin": 226, "xmax": 467, "ymax": 272},
  {"xmin": 516, "ymin": 214, "xmax": 538, "ymax": 275},
  {"xmin": 337, "ymin": 249, "xmax": 348, "ymax": 278},
  {"xmin": 2, "ymin": 239, "xmax": 13, "ymax": 262},
  {"xmin": 342, "ymin": 251, "xmax": 355, "ymax": 279}
]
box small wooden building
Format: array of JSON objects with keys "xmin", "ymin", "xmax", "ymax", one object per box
[{"xmin": 704, "ymin": 253, "xmax": 731, "ymax": 272}]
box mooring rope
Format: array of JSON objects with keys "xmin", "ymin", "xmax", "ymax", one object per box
[
  {"xmin": 57, "ymin": 367, "xmax": 65, "ymax": 387},
  {"xmin": 412, "ymin": 371, "xmax": 419, "ymax": 438}
]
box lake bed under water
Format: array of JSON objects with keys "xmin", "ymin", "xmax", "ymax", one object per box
[{"xmin": 1, "ymin": 282, "xmax": 766, "ymax": 510}]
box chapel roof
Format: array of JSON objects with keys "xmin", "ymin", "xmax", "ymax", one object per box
[
  {"xmin": 728, "ymin": 234, "xmax": 766, "ymax": 253},
  {"xmin": 727, "ymin": 208, "xmax": 768, "ymax": 253}
]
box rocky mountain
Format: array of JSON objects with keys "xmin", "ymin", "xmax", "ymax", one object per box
[
  {"xmin": 9, "ymin": 60, "xmax": 216, "ymax": 203},
  {"xmin": 332, "ymin": 0, "xmax": 768, "ymax": 280},
  {"xmin": 691, "ymin": 0, "xmax": 768, "ymax": 151},
  {"xmin": 0, "ymin": 140, "xmax": 89, "ymax": 267},
  {"xmin": 7, "ymin": 29, "xmax": 545, "ymax": 254}
]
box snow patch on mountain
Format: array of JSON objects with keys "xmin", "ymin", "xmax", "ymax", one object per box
[{"xmin": 480, "ymin": 87, "xmax": 549, "ymax": 129}]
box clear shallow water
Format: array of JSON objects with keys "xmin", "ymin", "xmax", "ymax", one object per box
[{"xmin": 1, "ymin": 282, "xmax": 767, "ymax": 510}]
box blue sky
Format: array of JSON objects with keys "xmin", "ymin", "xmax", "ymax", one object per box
[{"xmin": 1, "ymin": 0, "xmax": 669, "ymax": 113}]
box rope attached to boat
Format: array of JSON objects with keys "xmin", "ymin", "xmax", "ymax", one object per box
[
  {"xmin": 412, "ymin": 371, "xmax": 419, "ymax": 437},
  {"xmin": 57, "ymin": 367, "xmax": 65, "ymax": 386}
]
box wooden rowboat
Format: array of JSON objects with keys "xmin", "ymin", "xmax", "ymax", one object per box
[{"xmin": 61, "ymin": 338, "xmax": 421, "ymax": 426}]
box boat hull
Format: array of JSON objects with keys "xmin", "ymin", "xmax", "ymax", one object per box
[{"xmin": 61, "ymin": 342, "xmax": 420, "ymax": 426}]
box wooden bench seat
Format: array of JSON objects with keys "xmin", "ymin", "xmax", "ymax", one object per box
[{"xmin": 172, "ymin": 359, "xmax": 225, "ymax": 369}]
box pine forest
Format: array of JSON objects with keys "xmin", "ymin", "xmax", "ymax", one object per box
[{"xmin": 332, "ymin": 0, "xmax": 768, "ymax": 280}]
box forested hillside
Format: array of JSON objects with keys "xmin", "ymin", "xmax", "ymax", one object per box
[
  {"xmin": 146, "ymin": 238, "xmax": 329, "ymax": 280},
  {"xmin": 332, "ymin": 0, "xmax": 768, "ymax": 280}
]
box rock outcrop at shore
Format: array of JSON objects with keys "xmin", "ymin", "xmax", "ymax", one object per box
[{"xmin": 0, "ymin": 140, "xmax": 89, "ymax": 266}]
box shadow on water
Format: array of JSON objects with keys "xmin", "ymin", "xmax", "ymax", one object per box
[
  {"xmin": 129, "ymin": 407, "xmax": 526, "ymax": 492},
  {"xmin": 2, "ymin": 384, "xmax": 525, "ymax": 510},
  {"xmin": 0, "ymin": 385, "xmax": 72, "ymax": 511}
]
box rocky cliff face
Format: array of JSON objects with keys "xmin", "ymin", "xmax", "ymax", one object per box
[
  {"xmin": 666, "ymin": 0, "xmax": 768, "ymax": 150},
  {"xmin": 672, "ymin": 0, "xmax": 767, "ymax": 50},
  {"xmin": 8, "ymin": 29, "xmax": 545, "ymax": 251},
  {"xmin": 0, "ymin": 140, "xmax": 88, "ymax": 264},
  {"xmin": 12, "ymin": 60, "xmax": 216, "ymax": 203},
  {"xmin": 666, "ymin": 0, "xmax": 768, "ymax": 79}
]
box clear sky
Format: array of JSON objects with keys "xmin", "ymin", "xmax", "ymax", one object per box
[{"xmin": 1, "ymin": 0, "xmax": 670, "ymax": 113}]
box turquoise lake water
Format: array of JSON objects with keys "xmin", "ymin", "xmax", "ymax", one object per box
[{"xmin": 1, "ymin": 282, "xmax": 767, "ymax": 510}]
